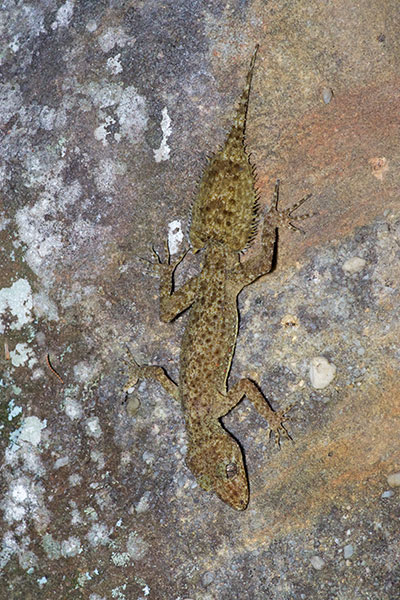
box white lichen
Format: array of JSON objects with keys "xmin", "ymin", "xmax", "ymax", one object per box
[
  {"xmin": 61, "ymin": 536, "xmax": 82, "ymax": 557},
  {"xmin": 0, "ymin": 279, "xmax": 33, "ymax": 333},
  {"xmin": 51, "ymin": 0, "xmax": 74, "ymax": 30},
  {"xmin": 18, "ymin": 416, "xmax": 47, "ymax": 446},
  {"xmin": 10, "ymin": 343, "xmax": 37, "ymax": 368},
  {"xmin": 64, "ymin": 398, "xmax": 83, "ymax": 420},
  {"xmin": 153, "ymin": 107, "xmax": 172, "ymax": 162},
  {"xmin": 107, "ymin": 53, "xmax": 123, "ymax": 75},
  {"xmin": 85, "ymin": 417, "xmax": 102, "ymax": 439},
  {"xmin": 126, "ymin": 531, "xmax": 148, "ymax": 560},
  {"xmin": 167, "ymin": 220, "xmax": 184, "ymax": 255},
  {"xmin": 87, "ymin": 523, "xmax": 110, "ymax": 547},
  {"xmin": 98, "ymin": 27, "xmax": 129, "ymax": 52}
]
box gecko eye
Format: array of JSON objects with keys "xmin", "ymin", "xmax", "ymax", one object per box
[{"xmin": 225, "ymin": 462, "xmax": 238, "ymax": 479}]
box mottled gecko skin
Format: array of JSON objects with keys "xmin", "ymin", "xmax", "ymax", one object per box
[{"xmin": 126, "ymin": 46, "xmax": 312, "ymax": 510}]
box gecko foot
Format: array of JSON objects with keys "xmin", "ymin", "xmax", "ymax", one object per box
[
  {"xmin": 152, "ymin": 240, "xmax": 188, "ymax": 271},
  {"xmin": 266, "ymin": 402, "xmax": 295, "ymax": 447},
  {"xmin": 137, "ymin": 241, "xmax": 188, "ymax": 276},
  {"xmin": 122, "ymin": 346, "xmax": 180, "ymax": 401},
  {"xmin": 269, "ymin": 180, "xmax": 317, "ymax": 234},
  {"xmin": 123, "ymin": 347, "xmax": 142, "ymax": 391}
]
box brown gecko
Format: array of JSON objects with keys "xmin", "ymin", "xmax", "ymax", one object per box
[{"xmin": 126, "ymin": 45, "xmax": 313, "ymax": 510}]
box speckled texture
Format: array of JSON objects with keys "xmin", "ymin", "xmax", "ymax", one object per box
[{"xmin": 1, "ymin": 0, "xmax": 400, "ymax": 598}]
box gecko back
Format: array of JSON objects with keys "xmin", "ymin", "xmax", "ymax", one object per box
[{"xmin": 190, "ymin": 46, "xmax": 260, "ymax": 253}]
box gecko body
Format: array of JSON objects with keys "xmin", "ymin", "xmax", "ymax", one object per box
[{"xmin": 127, "ymin": 46, "xmax": 312, "ymax": 509}]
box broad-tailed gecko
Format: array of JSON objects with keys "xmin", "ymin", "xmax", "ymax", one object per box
[{"xmin": 126, "ymin": 46, "xmax": 313, "ymax": 510}]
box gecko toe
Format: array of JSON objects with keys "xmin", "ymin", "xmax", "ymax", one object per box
[
  {"xmin": 267, "ymin": 405, "xmax": 294, "ymax": 447},
  {"xmin": 123, "ymin": 346, "xmax": 142, "ymax": 390}
]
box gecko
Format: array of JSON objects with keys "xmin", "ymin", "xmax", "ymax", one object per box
[{"xmin": 126, "ymin": 45, "xmax": 313, "ymax": 510}]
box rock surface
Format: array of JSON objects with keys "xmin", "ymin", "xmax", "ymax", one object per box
[{"xmin": 1, "ymin": 1, "xmax": 399, "ymax": 599}]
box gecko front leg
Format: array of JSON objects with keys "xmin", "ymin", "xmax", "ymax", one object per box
[
  {"xmin": 124, "ymin": 242, "xmax": 196, "ymax": 401},
  {"xmin": 222, "ymin": 379, "xmax": 292, "ymax": 444},
  {"xmin": 151, "ymin": 242, "xmax": 198, "ymax": 322},
  {"xmin": 231, "ymin": 181, "xmax": 313, "ymax": 289}
]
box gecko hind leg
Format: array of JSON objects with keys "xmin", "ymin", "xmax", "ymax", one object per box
[
  {"xmin": 123, "ymin": 349, "xmax": 179, "ymax": 402},
  {"xmin": 219, "ymin": 378, "xmax": 293, "ymax": 445}
]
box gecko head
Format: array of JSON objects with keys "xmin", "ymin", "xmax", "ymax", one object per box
[{"xmin": 186, "ymin": 430, "xmax": 249, "ymax": 510}]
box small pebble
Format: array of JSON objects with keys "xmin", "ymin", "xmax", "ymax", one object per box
[
  {"xmin": 142, "ymin": 451, "xmax": 155, "ymax": 465},
  {"xmin": 310, "ymin": 555, "xmax": 325, "ymax": 570},
  {"xmin": 127, "ymin": 395, "xmax": 140, "ymax": 416},
  {"xmin": 343, "ymin": 544, "xmax": 354, "ymax": 559},
  {"xmin": 281, "ymin": 313, "xmax": 299, "ymax": 328},
  {"xmin": 369, "ymin": 156, "xmax": 388, "ymax": 181},
  {"xmin": 342, "ymin": 256, "xmax": 366, "ymax": 274},
  {"xmin": 53, "ymin": 456, "xmax": 69, "ymax": 470},
  {"xmin": 202, "ymin": 571, "xmax": 214, "ymax": 586},
  {"xmin": 387, "ymin": 472, "xmax": 400, "ymax": 487},
  {"xmin": 322, "ymin": 87, "xmax": 333, "ymax": 104},
  {"xmin": 309, "ymin": 356, "xmax": 336, "ymax": 389},
  {"xmin": 381, "ymin": 490, "xmax": 394, "ymax": 498}
]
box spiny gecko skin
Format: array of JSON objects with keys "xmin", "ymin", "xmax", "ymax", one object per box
[{"xmin": 126, "ymin": 46, "xmax": 313, "ymax": 510}]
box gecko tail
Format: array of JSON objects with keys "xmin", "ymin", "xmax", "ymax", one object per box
[{"xmin": 232, "ymin": 44, "xmax": 259, "ymax": 134}]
